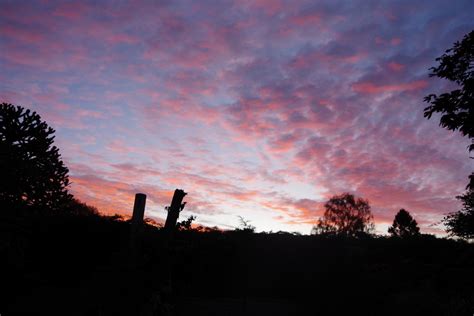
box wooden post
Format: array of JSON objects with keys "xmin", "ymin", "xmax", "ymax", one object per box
[
  {"xmin": 132, "ymin": 193, "xmax": 147, "ymax": 226},
  {"xmin": 164, "ymin": 189, "xmax": 187, "ymax": 232},
  {"xmin": 130, "ymin": 193, "xmax": 146, "ymax": 249},
  {"xmin": 161, "ymin": 189, "xmax": 187, "ymax": 311}
]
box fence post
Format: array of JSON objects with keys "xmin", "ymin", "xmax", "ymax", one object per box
[
  {"xmin": 132, "ymin": 193, "xmax": 147, "ymax": 225},
  {"xmin": 164, "ymin": 189, "xmax": 187, "ymax": 233},
  {"xmin": 130, "ymin": 193, "xmax": 147, "ymax": 249}
]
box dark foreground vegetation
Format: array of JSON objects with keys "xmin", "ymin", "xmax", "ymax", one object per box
[
  {"xmin": 2, "ymin": 208, "xmax": 474, "ymax": 316},
  {"xmin": 1, "ymin": 29, "xmax": 473, "ymax": 316}
]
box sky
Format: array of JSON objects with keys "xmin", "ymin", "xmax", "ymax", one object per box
[{"xmin": 1, "ymin": 0, "xmax": 473, "ymax": 235}]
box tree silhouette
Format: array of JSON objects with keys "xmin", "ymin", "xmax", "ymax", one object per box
[
  {"xmin": 0, "ymin": 103, "xmax": 71, "ymax": 211},
  {"xmin": 443, "ymin": 189, "xmax": 474, "ymax": 240},
  {"xmin": 423, "ymin": 30, "xmax": 473, "ymax": 189},
  {"xmin": 388, "ymin": 209, "xmax": 420, "ymax": 237},
  {"xmin": 312, "ymin": 193, "xmax": 374, "ymax": 237}
]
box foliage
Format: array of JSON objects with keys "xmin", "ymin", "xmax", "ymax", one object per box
[
  {"xmin": 423, "ymin": 30, "xmax": 474, "ymax": 189},
  {"xmin": 313, "ymin": 193, "xmax": 374, "ymax": 237},
  {"xmin": 176, "ymin": 215, "xmax": 196, "ymax": 231},
  {"xmin": 0, "ymin": 103, "xmax": 71, "ymax": 211},
  {"xmin": 388, "ymin": 209, "xmax": 420, "ymax": 237},
  {"xmin": 195, "ymin": 225, "xmax": 220, "ymax": 233},
  {"xmin": 235, "ymin": 215, "xmax": 256, "ymax": 233},
  {"xmin": 443, "ymin": 189, "xmax": 474, "ymax": 240},
  {"xmin": 63, "ymin": 198, "xmax": 99, "ymax": 216}
]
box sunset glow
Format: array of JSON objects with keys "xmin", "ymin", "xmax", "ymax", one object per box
[{"xmin": 1, "ymin": 0, "xmax": 473, "ymax": 234}]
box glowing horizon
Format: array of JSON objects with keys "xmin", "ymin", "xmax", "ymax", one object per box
[{"xmin": 1, "ymin": 0, "xmax": 473, "ymax": 235}]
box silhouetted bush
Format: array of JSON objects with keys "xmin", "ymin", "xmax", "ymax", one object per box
[
  {"xmin": 64, "ymin": 198, "xmax": 100, "ymax": 216},
  {"xmin": 234, "ymin": 215, "xmax": 256, "ymax": 233},
  {"xmin": 176, "ymin": 215, "xmax": 196, "ymax": 231}
]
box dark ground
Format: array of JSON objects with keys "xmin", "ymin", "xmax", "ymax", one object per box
[{"xmin": 1, "ymin": 211, "xmax": 474, "ymax": 315}]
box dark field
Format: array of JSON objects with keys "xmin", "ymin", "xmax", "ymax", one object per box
[{"xmin": 2, "ymin": 211, "xmax": 474, "ymax": 315}]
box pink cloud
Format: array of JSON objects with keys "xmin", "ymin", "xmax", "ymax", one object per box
[
  {"xmin": 107, "ymin": 33, "xmax": 138, "ymax": 45},
  {"xmin": 52, "ymin": 2, "xmax": 89, "ymax": 20},
  {"xmin": 1, "ymin": 25, "xmax": 44, "ymax": 43},
  {"xmin": 387, "ymin": 61, "xmax": 405, "ymax": 72},
  {"xmin": 391, "ymin": 37, "xmax": 402, "ymax": 45},
  {"xmin": 353, "ymin": 80, "xmax": 428, "ymax": 94},
  {"xmin": 289, "ymin": 13, "xmax": 322, "ymax": 26}
]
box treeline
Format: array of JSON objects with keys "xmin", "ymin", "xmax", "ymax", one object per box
[
  {"xmin": 2, "ymin": 206, "xmax": 474, "ymax": 315},
  {"xmin": 1, "ymin": 102, "xmax": 473, "ymax": 240}
]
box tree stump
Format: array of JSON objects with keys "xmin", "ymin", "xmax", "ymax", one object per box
[{"xmin": 164, "ymin": 189, "xmax": 187, "ymax": 232}]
